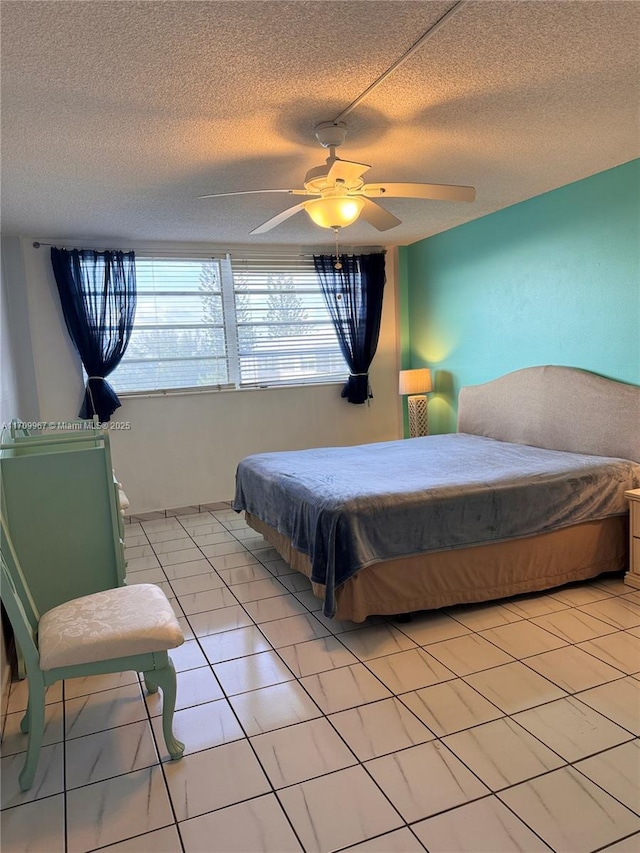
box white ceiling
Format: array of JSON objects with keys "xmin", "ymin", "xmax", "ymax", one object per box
[{"xmin": 1, "ymin": 0, "xmax": 639, "ymax": 248}]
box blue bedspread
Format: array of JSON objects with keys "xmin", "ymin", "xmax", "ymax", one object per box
[{"xmin": 233, "ymin": 434, "xmax": 640, "ymax": 617}]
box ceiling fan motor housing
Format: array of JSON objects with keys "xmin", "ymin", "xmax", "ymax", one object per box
[{"xmin": 314, "ymin": 121, "xmax": 348, "ymax": 149}]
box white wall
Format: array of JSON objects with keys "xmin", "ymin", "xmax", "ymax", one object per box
[{"xmin": 19, "ymin": 238, "xmax": 402, "ymax": 512}]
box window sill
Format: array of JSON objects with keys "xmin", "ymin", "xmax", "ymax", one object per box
[{"xmin": 117, "ymin": 380, "xmax": 346, "ymax": 400}]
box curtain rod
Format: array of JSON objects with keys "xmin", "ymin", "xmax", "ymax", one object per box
[
  {"xmin": 32, "ymin": 241, "xmax": 136, "ymax": 251},
  {"xmin": 32, "ymin": 241, "xmax": 385, "ymax": 256}
]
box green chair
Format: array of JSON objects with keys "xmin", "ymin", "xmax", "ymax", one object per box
[{"xmin": 0, "ymin": 514, "xmax": 185, "ymax": 791}]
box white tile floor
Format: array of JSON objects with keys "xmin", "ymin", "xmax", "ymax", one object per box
[{"xmin": 2, "ymin": 506, "xmax": 640, "ymax": 853}]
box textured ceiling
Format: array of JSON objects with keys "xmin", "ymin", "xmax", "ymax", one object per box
[{"xmin": 1, "ymin": 0, "xmax": 639, "ymax": 248}]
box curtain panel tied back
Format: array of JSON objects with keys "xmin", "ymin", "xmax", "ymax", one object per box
[
  {"xmin": 313, "ymin": 252, "xmax": 386, "ymax": 404},
  {"xmin": 51, "ymin": 248, "xmax": 136, "ymax": 422}
]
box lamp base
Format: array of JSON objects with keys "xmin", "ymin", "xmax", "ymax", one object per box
[{"xmin": 407, "ymin": 395, "xmax": 428, "ymax": 438}]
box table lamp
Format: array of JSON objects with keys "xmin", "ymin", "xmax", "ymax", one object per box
[{"xmin": 399, "ymin": 368, "xmax": 433, "ymax": 437}]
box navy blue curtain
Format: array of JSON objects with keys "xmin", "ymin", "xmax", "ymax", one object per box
[
  {"xmin": 51, "ymin": 248, "xmax": 136, "ymax": 422},
  {"xmin": 313, "ymin": 252, "xmax": 386, "ymax": 404}
]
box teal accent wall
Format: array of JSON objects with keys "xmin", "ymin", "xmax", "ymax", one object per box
[
  {"xmin": 397, "ymin": 246, "xmax": 411, "ymax": 435},
  {"xmin": 404, "ymin": 159, "xmax": 640, "ymax": 434}
]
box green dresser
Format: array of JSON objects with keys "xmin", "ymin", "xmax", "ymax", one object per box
[{"xmin": 0, "ymin": 422, "xmax": 127, "ymax": 615}]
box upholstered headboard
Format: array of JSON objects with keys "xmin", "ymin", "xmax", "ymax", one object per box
[{"xmin": 457, "ymin": 366, "xmax": 640, "ymax": 462}]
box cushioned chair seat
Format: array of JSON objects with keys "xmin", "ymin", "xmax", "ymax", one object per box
[{"xmin": 38, "ymin": 583, "xmax": 184, "ymax": 670}]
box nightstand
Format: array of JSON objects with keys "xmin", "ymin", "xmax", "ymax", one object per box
[{"xmin": 624, "ymin": 488, "xmax": 640, "ymax": 590}]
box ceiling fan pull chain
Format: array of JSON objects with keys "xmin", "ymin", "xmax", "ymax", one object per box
[{"xmin": 333, "ymin": 228, "xmax": 342, "ymax": 271}]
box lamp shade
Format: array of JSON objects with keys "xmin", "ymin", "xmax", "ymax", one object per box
[
  {"xmin": 304, "ymin": 196, "xmax": 365, "ymax": 229},
  {"xmin": 399, "ymin": 368, "xmax": 433, "ymax": 396}
]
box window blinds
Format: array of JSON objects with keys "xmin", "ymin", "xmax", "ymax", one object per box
[{"xmin": 110, "ymin": 252, "xmax": 347, "ymax": 394}]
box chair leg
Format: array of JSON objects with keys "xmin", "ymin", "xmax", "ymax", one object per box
[
  {"xmin": 19, "ymin": 677, "xmax": 46, "ymax": 791},
  {"xmin": 144, "ymin": 659, "xmax": 184, "ymax": 760},
  {"xmin": 20, "ymin": 700, "xmax": 30, "ymax": 733},
  {"xmin": 143, "ymin": 674, "xmax": 158, "ymax": 694}
]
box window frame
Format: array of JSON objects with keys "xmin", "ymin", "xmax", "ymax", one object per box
[{"xmin": 110, "ymin": 250, "xmax": 348, "ymax": 397}]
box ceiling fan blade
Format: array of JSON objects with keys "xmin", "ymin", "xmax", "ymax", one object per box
[
  {"xmin": 249, "ymin": 202, "xmax": 307, "ymax": 235},
  {"xmin": 198, "ymin": 188, "xmax": 314, "ymax": 200},
  {"xmin": 362, "ymin": 182, "xmax": 476, "ymax": 202},
  {"xmin": 326, "ymin": 158, "xmax": 371, "ymax": 185},
  {"xmin": 359, "ymin": 198, "xmax": 402, "ymax": 231}
]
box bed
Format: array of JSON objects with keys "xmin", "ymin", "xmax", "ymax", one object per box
[{"xmin": 234, "ymin": 366, "xmax": 640, "ymax": 621}]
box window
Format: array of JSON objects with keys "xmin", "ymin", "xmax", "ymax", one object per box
[{"xmin": 109, "ymin": 253, "xmax": 347, "ymax": 394}]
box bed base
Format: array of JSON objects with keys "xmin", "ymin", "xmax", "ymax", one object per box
[{"xmin": 246, "ymin": 513, "xmax": 627, "ymax": 622}]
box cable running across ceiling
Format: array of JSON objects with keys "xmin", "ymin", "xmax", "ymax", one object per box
[{"xmin": 331, "ymin": 0, "xmax": 468, "ymax": 124}]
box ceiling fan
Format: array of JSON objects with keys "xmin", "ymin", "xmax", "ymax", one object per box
[{"xmin": 199, "ymin": 122, "xmax": 476, "ymax": 234}]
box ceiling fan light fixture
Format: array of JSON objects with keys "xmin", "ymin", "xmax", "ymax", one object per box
[{"xmin": 304, "ymin": 195, "xmax": 365, "ymax": 229}]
